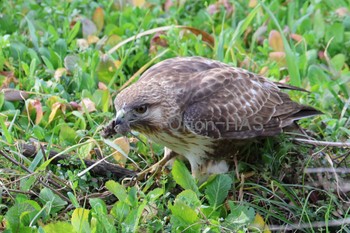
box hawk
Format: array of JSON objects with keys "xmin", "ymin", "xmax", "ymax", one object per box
[{"xmin": 102, "ymin": 57, "xmax": 320, "ymax": 180}]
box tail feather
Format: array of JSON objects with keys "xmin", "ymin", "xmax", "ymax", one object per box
[{"xmin": 281, "ymin": 106, "xmax": 322, "ymax": 127}]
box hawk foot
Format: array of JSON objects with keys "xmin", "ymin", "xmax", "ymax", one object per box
[{"xmin": 137, "ymin": 147, "xmax": 177, "ymax": 180}]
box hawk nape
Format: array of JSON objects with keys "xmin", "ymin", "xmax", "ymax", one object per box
[{"xmin": 102, "ymin": 57, "xmax": 321, "ymax": 181}]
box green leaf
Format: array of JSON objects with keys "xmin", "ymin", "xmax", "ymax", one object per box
[
  {"xmin": 0, "ymin": 92, "xmax": 4, "ymax": 110},
  {"xmin": 330, "ymin": 54, "xmax": 346, "ymax": 71},
  {"xmin": 123, "ymin": 201, "xmax": 147, "ymax": 233},
  {"xmin": 172, "ymin": 159, "xmax": 199, "ymax": 195},
  {"xmin": 43, "ymin": 221, "xmax": 77, "ymax": 233},
  {"xmin": 5, "ymin": 201, "xmax": 40, "ymax": 231},
  {"xmin": 313, "ymin": 9, "xmax": 325, "ymax": 40},
  {"xmin": 39, "ymin": 188, "xmax": 67, "ymax": 215},
  {"xmin": 67, "ymin": 192, "xmax": 80, "ymax": 208},
  {"xmin": 89, "ymin": 198, "xmax": 107, "ymax": 215},
  {"xmin": 25, "ymin": 17, "xmax": 39, "ymax": 50},
  {"xmin": 169, "ymin": 199, "xmax": 200, "ymax": 232},
  {"xmin": 71, "ymin": 208, "xmax": 90, "ymax": 233},
  {"xmin": 20, "ymin": 175, "xmax": 36, "ymax": 192},
  {"xmin": 77, "ymin": 140, "xmax": 94, "ymax": 159},
  {"xmin": 176, "ymin": 190, "xmax": 201, "ymax": 209},
  {"xmin": 89, "ymin": 199, "xmax": 116, "ymax": 233},
  {"xmin": 105, "ymin": 180, "xmax": 128, "ymax": 203},
  {"xmin": 224, "ymin": 201, "xmax": 255, "ymax": 230},
  {"xmin": 0, "ymin": 114, "xmax": 13, "ymax": 143},
  {"xmin": 59, "ymin": 124, "xmax": 78, "ymax": 145},
  {"xmin": 146, "ymin": 188, "xmax": 163, "ymax": 202},
  {"xmin": 111, "ymin": 201, "xmax": 130, "ymax": 222},
  {"xmin": 205, "ymin": 174, "xmax": 232, "ymax": 208},
  {"xmin": 68, "ymin": 21, "xmax": 81, "ymax": 44}
]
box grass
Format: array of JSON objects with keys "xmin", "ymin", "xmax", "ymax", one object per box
[{"xmin": 0, "ymin": 0, "xmax": 350, "ymax": 232}]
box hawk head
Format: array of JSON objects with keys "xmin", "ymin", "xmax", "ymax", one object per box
[{"xmin": 102, "ymin": 81, "xmax": 178, "ymax": 138}]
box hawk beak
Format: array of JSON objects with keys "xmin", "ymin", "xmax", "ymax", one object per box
[{"xmin": 115, "ymin": 109, "xmax": 126, "ymax": 125}]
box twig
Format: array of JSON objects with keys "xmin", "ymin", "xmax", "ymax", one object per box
[
  {"xmin": 294, "ymin": 138, "xmax": 350, "ymax": 147},
  {"xmin": 269, "ymin": 217, "xmax": 350, "ymax": 231},
  {"xmin": 19, "ymin": 142, "xmax": 137, "ymax": 179}
]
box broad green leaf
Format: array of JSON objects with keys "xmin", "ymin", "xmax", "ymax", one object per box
[
  {"xmin": 224, "ymin": 201, "xmax": 255, "ymax": 230},
  {"xmin": 205, "ymin": 174, "xmax": 232, "ymax": 208},
  {"xmin": 176, "ymin": 190, "xmax": 201, "ymax": 209},
  {"xmin": 25, "ymin": 17, "xmax": 39, "ymax": 50},
  {"xmin": 89, "ymin": 198, "xmax": 107, "ymax": 215},
  {"xmin": 169, "ymin": 200, "xmax": 200, "ymax": 232},
  {"xmin": 59, "ymin": 124, "xmax": 78, "ymax": 145},
  {"xmin": 105, "ymin": 180, "xmax": 128, "ymax": 203},
  {"xmin": 19, "ymin": 175, "xmax": 36, "ymax": 192},
  {"xmin": 146, "ymin": 188, "xmax": 163, "ymax": 202},
  {"xmin": 326, "ymin": 22, "xmax": 344, "ymax": 44},
  {"xmin": 43, "ymin": 221, "xmax": 77, "ymax": 233},
  {"xmin": 172, "ymin": 159, "xmax": 199, "ymax": 195},
  {"xmin": 111, "ymin": 201, "xmax": 130, "ymax": 222},
  {"xmin": 77, "ymin": 140, "xmax": 94, "ymax": 159},
  {"xmin": 67, "ymin": 192, "xmax": 80, "ymax": 208},
  {"xmin": 71, "ymin": 208, "xmax": 90, "ymax": 233},
  {"xmin": 307, "ymin": 65, "xmax": 328, "ymax": 87},
  {"xmin": 330, "ymin": 54, "xmax": 346, "ymax": 71},
  {"xmin": 123, "ymin": 201, "xmax": 147, "ymax": 233},
  {"xmin": 89, "ymin": 199, "xmax": 116, "ymax": 233},
  {"xmin": 313, "ymin": 9, "xmax": 325, "ymax": 40},
  {"xmin": 5, "ymin": 201, "xmax": 40, "ymax": 231},
  {"xmin": 39, "ymin": 188, "xmax": 67, "ymax": 215}
]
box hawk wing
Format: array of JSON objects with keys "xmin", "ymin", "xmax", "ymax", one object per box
[{"xmin": 182, "ymin": 65, "xmax": 320, "ymax": 139}]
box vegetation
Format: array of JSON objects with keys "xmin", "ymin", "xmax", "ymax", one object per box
[{"xmin": 0, "ymin": 0, "xmax": 349, "ymax": 232}]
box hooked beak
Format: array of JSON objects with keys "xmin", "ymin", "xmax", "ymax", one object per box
[
  {"xmin": 101, "ymin": 108, "xmax": 129, "ymax": 138},
  {"xmin": 115, "ymin": 109, "xmax": 126, "ymax": 125}
]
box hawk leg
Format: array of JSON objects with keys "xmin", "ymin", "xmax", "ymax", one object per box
[{"xmin": 137, "ymin": 147, "xmax": 177, "ymax": 180}]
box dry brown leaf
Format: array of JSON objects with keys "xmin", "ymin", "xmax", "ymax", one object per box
[
  {"xmin": 3, "ymin": 89, "xmax": 29, "ymax": 101},
  {"xmin": 0, "ymin": 71, "xmax": 18, "ymax": 89},
  {"xmin": 79, "ymin": 98, "xmax": 96, "ymax": 113},
  {"xmin": 28, "ymin": 99, "xmax": 43, "ymax": 124},
  {"xmin": 81, "ymin": 18, "xmax": 97, "ymax": 38},
  {"xmin": 149, "ymin": 32, "xmax": 168, "ymax": 54},
  {"xmin": 259, "ymin": 66, "xmax": 269, "ymax": 76},
  {"xmin": 112, "ymin": 137, "xmax": 130, "ymax": 165},
  {"xmin": 248, "ymin": 0, "xmax": 258, "ymax": 8},
  {"xmin": 269, "ymin": 30, "xmax": 284, "ymax": 52},
  {"xmin": 98, "ymin": 82, "xmax": 108, "ymax": 90},
  {"xmin": 54, "ymin": 68, "xmax": 67, "ymax": 81},
  {"xmin": 290, "ymin": 33, "xmax": 303, "ymax": 43},
  {"xmin": 76, "ymin": 39, "xmax": 89, "ymax": 50},
  {"xmin": 335, "ymin": 7, "xmax": 349, "ymax": 17},
  {"xmin": 92, "ymin": 7, "xmax": 104, "ymax": 32},
  {"xmin": 106, "ymin": 35, "xmax": 122, "ymax": 47},
  {"xmin": 207, "ymin": 0, "xmax": 234, "ymax": 16},
  {"xmin": 163, "ymin": 0, "xmax": 173, "ymax": 11},
  {"xmin": 49, "ymin": 102, "xmax": 63, "ymax": 124},
  {"xmin": 249, "ymin": 213, "xmax": 271, "ymax": 233},
  {"xmin": 269, "ymin": 51, "xmax": 286, "ymax": 64},
  {"xmin": 64, "ymin": 55, "xmax": 80, "ymax": 72},
  {"xmin": 87, "ymin": 35, "xmax": 100, "ymax": 44},
  {"xmin": 132, "ymin": 0, "xmax": 145, "ymax": 7}
]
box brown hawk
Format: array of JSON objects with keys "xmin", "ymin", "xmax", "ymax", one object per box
[{"xmin": 102, "ymin": 56, "xmax": 320, "ymax": 180}]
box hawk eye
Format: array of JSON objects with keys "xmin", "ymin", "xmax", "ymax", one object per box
[{"xmin": 134, "ymin": 105, "xmax": 148, "ymax": 114}]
